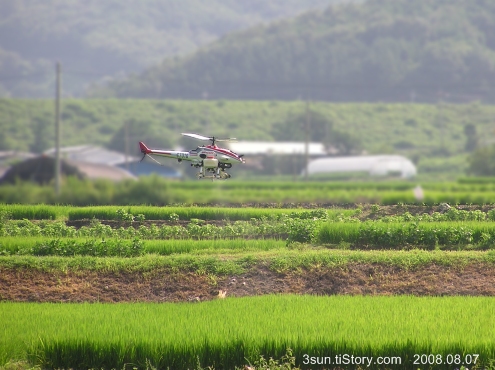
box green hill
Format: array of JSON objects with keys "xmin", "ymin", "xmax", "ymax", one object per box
[
  {"xmin": 0, "ymin": 0, "xmax": 346, "ymax": 98},
  {"xmin": 1, "ymin": 98, "xmax": 494, "ymax": 178},
  {"xmin": 97, "ymin": 0, "xmax": 495, "ymax": 102}
]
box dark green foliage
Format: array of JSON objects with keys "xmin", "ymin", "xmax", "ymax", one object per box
[
  {"xmin": 271, "ymin": 110, "xmax": 330, "ymax": 142},
  {"xmin": 30, "ymin": 115, "xmax": 53, "ymax": 153},
  {"xmin": 464, "ymin": 123, "xmax": 478, "ymax": 152},
  {"xmin": 286, "ymin": 218, "xmax": 319, "ymax": 245},
  {"xmin": 404, "ymin": 119, "xmax": 418, "ymax": 127},
  {"xmin": 467, "ymin": 145, "xmax": 495, "ymax": 176},
  {"xmin": 393, "ymin": 140, "xmax": 415, "ymax": 150},
  {"xmin": 327, "ymin": 130, "xmax": 362, "ymax": 155},
  {"xmin": 271, "ymin": 109, "xmax": 361, "ymax": 155}
]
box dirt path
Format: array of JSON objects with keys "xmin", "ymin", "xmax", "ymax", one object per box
[{"xmin": 2, "ymin": 263, "xmax": 495, "ymax": 302}]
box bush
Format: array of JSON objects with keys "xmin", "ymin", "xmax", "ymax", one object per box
[
  {"xmin": 286, "ymin": 219, "xmax": 318, "ymax": 245},
  {"xmin": 25, "ymin": 238, "xmax": 144, "ymax": 257}
]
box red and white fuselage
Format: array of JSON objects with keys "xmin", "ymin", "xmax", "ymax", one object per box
[
  {"xmin": 139, "ymin": 142, "xmax": 244, "ymax": 164},
  {"xmin": 139, "ymin": 140, "xmax": 244, "ymax": 179}
]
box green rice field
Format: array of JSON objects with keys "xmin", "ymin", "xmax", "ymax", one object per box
[{"xmin": 1, "ymin": 296, "xmax": 494, "ymax": 369}]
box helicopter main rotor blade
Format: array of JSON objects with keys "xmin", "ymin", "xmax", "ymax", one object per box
[{"xmin": 181, "ymin": 133, "xmax": 211, "ymax": 141}]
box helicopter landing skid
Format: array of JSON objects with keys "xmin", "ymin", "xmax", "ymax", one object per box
[{"xmin": 196, "ymin": 171, "xmax": 231, "ymax": 180}]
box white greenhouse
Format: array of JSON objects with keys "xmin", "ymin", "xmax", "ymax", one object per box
[{"xmin": 305, "ymin": 155, "xmax": 417, "ymax": 178}]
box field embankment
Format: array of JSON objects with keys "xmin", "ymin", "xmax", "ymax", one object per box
[{"xmin": 2, "ymin": 253, "xmax": 495, "ymax": 303}]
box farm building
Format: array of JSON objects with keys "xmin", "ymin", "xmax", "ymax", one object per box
[
  {"xmin": 305, "ymin": 155, "xmax": 417, "ymax": 179},
  {"xmin": 226, "ymin": 141, "xmax": 332, "ymax": 173},
  {"xmin": 43, "ymin": 145, "xmax": 181, "ymax": 180}
]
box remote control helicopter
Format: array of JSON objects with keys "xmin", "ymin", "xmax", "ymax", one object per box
[{"xmin": 139, "ymin": 133, "xmax": 245, "ymax": 180}]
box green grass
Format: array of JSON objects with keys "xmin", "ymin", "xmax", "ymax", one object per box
[
  {"xmin": 0, "ymin": 205, "xmax": 68, "ymax": 220},
  {"xmin": 1, "ymin": 296, "xmax": 494, "ymax": 369},
  {"xmin": 0, "ymin": 237, "xmax": 287, "ymax": 256},
  {"xmin": 144, "ymin": 239, "xmax": 287, "ymax": 255},
  {"xmin": 1, "ymin": 249, "xmax": 494, "ymax": 273}
]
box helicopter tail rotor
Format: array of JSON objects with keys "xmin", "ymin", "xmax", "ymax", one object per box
[{"xmin": 139, "ymin": 141, "xmax": 151, "ymax": 161}]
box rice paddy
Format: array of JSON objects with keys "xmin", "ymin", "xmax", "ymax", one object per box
[
  {"xmin": 1, "ymin": 296, "xmax": 494, "ymax": 369},
  {"xmin": 2, "ymin": 202, "xmax": 495, "ymax": 369}
]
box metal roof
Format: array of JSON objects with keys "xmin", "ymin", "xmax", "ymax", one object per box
[
  {"xmin": 227, "ymin": 141, "xmax": 328, "ymax": 155},
  {"xmin": 67, "ymin": 160, "xmax": 136, "ymax": 181},
  {"xmin": 0, "ymin": 151, "xmax": 36, "ymax": 164},
  {"xmin": 44, "ymin": 145, "xmax": 140, "ymax": 165}
]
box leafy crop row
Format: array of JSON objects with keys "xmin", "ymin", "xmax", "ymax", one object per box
[
  {"xmin": 0, "ymin": 209, "xmax": 333, "ymax": 241},
  {"xmin": 0, "ymin": 218, "xmax": 290, "ymax": 240},
  {"xmin": 317, "ymin": 221, "xmax": 495, "ymax": 249},
  {"xmin": 0, "ymin": 238, "xmax": 286, "ymax": 257},
  {"xmin": 379, "ymin": 208, "xmax": 493, "ymax": 222},
  {"xmin": 67, "ymin": 206, "xmax": 337, "ymax": 222},
  {"xmin": 18, "ymin": 238, "xmax": 143, "ymax": 257},
  {"xmin": 0, "ymin": 204, "xmax": 353, "ymax": 221},
  {"xmin": 5, "ymin": 216, "xmax": 495, "ymax": 251}
]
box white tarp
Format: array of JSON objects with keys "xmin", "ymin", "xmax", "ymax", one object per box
[{"xmin": 305, "ymin": 155, "xmax": 417, "ymax": 178}]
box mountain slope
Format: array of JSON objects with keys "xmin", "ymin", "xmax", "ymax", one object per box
[
  {"xmin": 0, "ymin": 0, "xmax": 346, "ymax": 97},
  {"xmin": 97, "ymin": 0, "xmax": 495, "ymax": 102}
]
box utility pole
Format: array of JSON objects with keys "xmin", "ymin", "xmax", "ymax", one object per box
[
  {"xmin": 304, "ymin": 100, "xmax": 311, "ymax": 181},
  {"xmin": 54, "ymin": 62, "xmax": 61, "ymax": 197},
  {"xmin": 124, "ymin": 121, "xmax": 130, "ymax": 171},
  {"xmin": 409, "ymin": 90, "xmax": 416, "ymax": 103},
  {"xmin": 437, "ymin": 93, "xmax": 445, "ymax": 151},
  {"xmin": 203, "ymin": 90, "xmax": 209, "ymax": 134}
]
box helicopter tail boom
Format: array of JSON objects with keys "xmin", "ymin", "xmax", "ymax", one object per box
[{"xmin": 139, "ymin": 142, "xmax": 193, "ymax": 161}]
